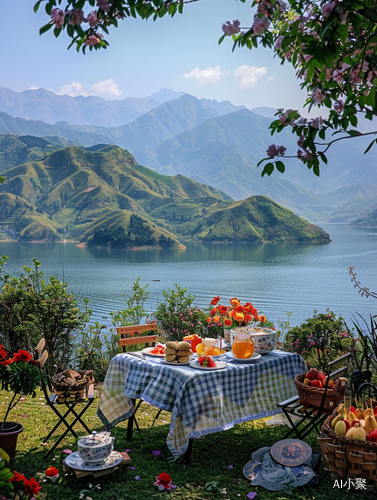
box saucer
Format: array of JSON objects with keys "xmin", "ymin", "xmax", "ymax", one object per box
[
  {"xmin": 64, "ymin": 451, "xmax": 123, "ymax": 471},
  {"xmin": 226, "ymin": 352, "xmax": 261, "ymax": 363}
]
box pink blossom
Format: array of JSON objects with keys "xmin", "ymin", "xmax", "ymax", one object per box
[
  {"xmin": 322, "ymin": 1, "xmax": 336, "ymax": 17},
  {"xmin": 96, "ymin": 0, "xmax": 111, "ymax": 12},
  {"xmin": 334, "ymin": 100, "xmax": 344, "ymax": 114},
  {"xmin": 50, "ymin": 8, "xmax": 65, "ymax": 29},
  {"xmin": 67, "ymin": 8, "xmax": 85, "ymax": 26},
  {"xmin": 87, "ymin": 11, "xmax": 99, "ymax": 27},
  {"xmin": 266, "ymin": 144, "xmax": 287, "ymax": 157},
  {"xmin": 303, "ymin": 54, "xmax": 313, "ymax": 62},
  {"xmin": 251, "ymin": 16, "xmax": 270, "ymax": 36},
  {"xmin": 313, "ymin": 88, "xmax": 325, "ymax": 103},
  {"xmin": 85, "ymin": 34, "xmax": 102, "ymax": 46},
  {"xmin": 274, "ymin": 36, "xmax": 284, "ymax": 50},
  {"xmin": 222, "ymin": 20, "xmax": 241, "ymax": 36}
]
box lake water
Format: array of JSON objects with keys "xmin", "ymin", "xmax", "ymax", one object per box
[{"xmin": 1, "ymin": 223, "xmax": 377, "ymax": 329}]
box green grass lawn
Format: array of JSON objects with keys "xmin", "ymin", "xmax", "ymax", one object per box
[{"xmin": 0, "ymin": 390, "xmax": 372, "ymax": 500}]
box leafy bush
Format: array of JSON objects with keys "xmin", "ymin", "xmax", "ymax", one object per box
[
  {"xmin": 74, "ymin": 322, "xmax": 121, "ymax": 382},
  {"xmin": 0, "ymin": 256, "xmax": 88, "ymax": 373},
  {"xmin": 155, "ymin": 283, "xmax": 206, "ymax": 341},
  {"xmin": 110, "ymin": 277, "xmax": 150, "ymax": 327},
  {"xmin": 283, "ymin": 310, "xmax": 355, "ymax": 370}
]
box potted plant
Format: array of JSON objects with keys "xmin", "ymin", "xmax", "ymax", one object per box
[{"xmin": 0, "ymin": 346, "xmax": 42, "ymax": 457}]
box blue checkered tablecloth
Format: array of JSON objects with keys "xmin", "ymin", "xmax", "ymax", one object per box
[{"xmin": 97, "ymin": 350, "xmax": 306, "ymax": 458}]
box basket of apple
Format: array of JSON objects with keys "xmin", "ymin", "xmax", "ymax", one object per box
[{"xmin": 294, "ymin": 368, "xmax": 348, "ymax": 410}]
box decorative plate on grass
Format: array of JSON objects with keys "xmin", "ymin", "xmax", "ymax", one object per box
[{"xmin": 64, "ymin": 451, "xmax": 123, "ymax": 472}]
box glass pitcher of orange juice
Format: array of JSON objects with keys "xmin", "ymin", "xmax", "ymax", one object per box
[{"xmin": 232, "ymin": 332, "xmax": 255, "ymax": 359}]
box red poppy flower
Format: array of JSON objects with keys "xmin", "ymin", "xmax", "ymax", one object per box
[
  {"xmin": 13, "ymin": 350, "xmax": 32, "ymax": 363},
  {"xmin": 10, "ymin": 471, "xmax": 26, "ymax": 483},
  {"xmin": 24, "ymin": 477, "xmax": 42, "ymax": 496},
  {"xmin": 0, "ymin": 349, "xmax": 7, "ymax": 360},
  {"xmin": 224, "ymin": 319, "xmax": 232, "ymax": 326},
  {"xmin": 0, "ymin": 359, "xmax": 14, "ymax": 366},
  {"xmin": 45, "ymin": 466, "xmax": 59, "ymax": 477}
]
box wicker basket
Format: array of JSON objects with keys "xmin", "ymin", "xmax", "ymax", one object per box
[
  {"xmin": 52, "ymin": 369, "xmax": 95, "ymax": 402},
  {"xmin": 294, "ymin": 374, "xmax": 347, "ymax": 410},
  {"xmin": 318, "ymin": 407, "xmax": 377, "ymax": 492}
]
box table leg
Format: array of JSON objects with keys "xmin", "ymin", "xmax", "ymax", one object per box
[{"xmin": 182, "ymin": 438, "xmax": 193, "ymax": 465}]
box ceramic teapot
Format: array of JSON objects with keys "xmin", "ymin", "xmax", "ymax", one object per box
[{"xmin": 77, "ymin": 431, "xmax": 115, "ymax": 463}]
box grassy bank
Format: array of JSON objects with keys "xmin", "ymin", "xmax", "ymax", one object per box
[{"xmin": 0, "ymin": 391, "xmax": 371, "ymax": 500}]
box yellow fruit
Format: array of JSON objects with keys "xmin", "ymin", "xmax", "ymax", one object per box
[
  {"xmin": 196, "ymin": 343, "xmax": 205, "ymax": 355},
  {"xmin": 209, "ymin": 347, "xmax": 222, "ymax": 356}
]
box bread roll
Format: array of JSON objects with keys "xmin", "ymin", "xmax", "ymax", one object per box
[
  {"xmin": 177, "ymin": 356, "xmax": 190, "ymax": 363},
  {"xmin": 177, "ymin": 349, "xmax": 193, "ymax": 357},
  {"xmin": 164, "ymin": 347, "xmax": 177, "ymax": 355},
  {"xmin": 165, "ymin": 354, "xmax": 177, "ymax": 362},
  {"xmin": 178, "ymin": 341, "xmax": 191, "ymax": 350},
  {"xmin": 166, "ymin": 341, "xmax": 179, "ymax": 350}
]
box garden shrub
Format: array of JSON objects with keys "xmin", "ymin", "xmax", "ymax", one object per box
[
  {"xmin": 0, "ymin": 256, "xmax": 88, "ymax": 373},
  {"xmin": 155, "ymin": 283, "xmax": 207, "ymax": 341},
  {"xmin": 283, "ymin": 309, "xmax": 355, "ymax": 370}
]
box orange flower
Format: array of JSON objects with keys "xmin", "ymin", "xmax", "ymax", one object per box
[
  {"xmin": 224, "ymin": 319, "xmax": 232, "ymax": 326},
  {"xmin": 210, "ymin": 309, "xmax": 217, "ymax": 316},
  {"xmin": 234, "ymin": 312, "xmax": 244, "ymax": 324},
  {"xmin": 219, "ymin": 305, "xmax": 228, "ymax": 315},
  {"xmin": 213, "ymin": 315, "xmax": 220, "ymax": 323},
  {"xmin": 210, "ymin": 296, "xmax": 220, "ymax": 305},
  {"xmin": 244, "ymin": 314, "xmax": 252, "ymax": 324},
  {"xmin": 229, "ymin": 309, "xmax": 235, "ymax": 318},
  {"xmin": 230, "ymin": 298, "xmax": 240, "ymax": 307},
  {"xmin": 235, "ymin": 305, "xmax": 244, "ymax": 313},
  {"xmin": 207, "ymin": 317, "xmax": 212, "ymax": 324},
  {"xmin": 259, "ymin": 315, "xmax": 266, "ymax": 323}
]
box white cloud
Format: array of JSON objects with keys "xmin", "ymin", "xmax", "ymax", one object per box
[
  {"xmin": 56, "ymin": 78, "xmax": 122, "ymax": 98},
  {"xmin": 264, "ymin": 76, "xmax": 275, "ymax": 86},
  {"xmin": 182, "ymin": 65, "xmax": 227, "ymax": 86},
  {"xmin": 233, "ymin": 65, "xmax": 268, "ymax": 89}
]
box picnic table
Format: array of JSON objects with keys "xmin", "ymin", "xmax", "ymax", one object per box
[{"xmin": 97, "ymin": 350, "xmax": 306, "ymax": 459}]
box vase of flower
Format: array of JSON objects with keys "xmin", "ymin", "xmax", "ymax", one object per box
[
  {"xmin": 0, "ymin": 345, "xmax": 42, "ymax": 457},
  {"xmin": 0, "ymin": 423, "xmax": 24, "ymax": 458}
]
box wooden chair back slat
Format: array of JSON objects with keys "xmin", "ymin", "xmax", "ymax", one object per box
[
  {"xmin": 329, "ymin": 366, "xmax": 348, "ymax": 381},
  {"xmin": 327, "ymin": 352, "xmax": 351, "ymax": 371},
  {"xmin": 119, "ymin": 335, "xmax": 158, "ymax": 346},
  {"xmin": 117, "ymin": 324, "xmax": 157, "ymax": 335},
  {"xmin": 39, "ymin": 350, "xmax": 48, "ymax": 369},
  {"xmin": 35, "ymin": 338, "xmax": 46, "ymax": 356}
]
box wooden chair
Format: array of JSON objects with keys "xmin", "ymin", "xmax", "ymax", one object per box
[
  {"xmin": 116, "ymin": 323, "xmax": 163, "ymax": 440},
  {"xmin": 34, "ymin": 338, "xmax": 95, "ymax": 459},
  {"xmin": 277, "ymin": 352, "xmax": 351, "ymax": 440}
]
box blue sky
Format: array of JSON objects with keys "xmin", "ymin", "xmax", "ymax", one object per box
[{"xmin": 1, "ymin": 0, "xmax": 307, "ymax": 112}]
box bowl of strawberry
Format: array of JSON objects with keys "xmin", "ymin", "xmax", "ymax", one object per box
[{"xmin": 198, "ymin": 355, "xmax": 216, "ymax": 368}]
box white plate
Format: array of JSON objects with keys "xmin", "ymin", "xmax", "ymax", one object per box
[
  {"xmin": 225, "ymin": 352, "xmax": 261, "ymax": 363},
  {"xmin": 160, "ymin": 359, "xmax": 190, "ymax": 366},
  {"xmin": 141, "ymin": 347, "xmax": 165, "ymax": 357},
  {"xmin": 192, "ymin": 351, "xmax": 227, "ymax": 359},
  {"xmin": 189, "ymin": 361, "xmax": 227, "ymax": 371},
  {"xmin": 64, "ymin": 451, "xmax": 123, "ymax": 472}
]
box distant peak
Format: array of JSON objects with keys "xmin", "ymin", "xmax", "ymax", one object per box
[{"xmin": 145, "ymin": 88, "xmax": 186, "ymax": 103}]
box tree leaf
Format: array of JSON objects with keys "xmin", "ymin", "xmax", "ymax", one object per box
[{"xmin": 275, "ymin": 160, "xmax": 285, "ymax": 173}]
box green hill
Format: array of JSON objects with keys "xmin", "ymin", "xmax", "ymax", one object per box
[{"xmin": 0, "ymin": 144, "xmax": 330, "ymax": 247}]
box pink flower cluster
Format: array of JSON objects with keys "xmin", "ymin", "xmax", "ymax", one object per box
[
  {"xmin": 96, "ymin": 0, "xmax": 111, "ymax": 12},
  {"xmin": 51, "ymin": 8, "xmax": 65, "ymax": 28},
  {"xmin": 87, "ymin": 11, "xmax": 99, "ymax": 27},
  {"xmin": 252, "ymin": 16, "xmax": 269, "ymax": 36},
  {"xmin": 266, "ymin": 144, "xmax": 287, "ymax": 158},
  {"xmin": 85, "ymin": 33, "xmax": 103, "ymax": 46},
  {"xmin": 67, "ymin": 8, "xmax": 85, "ymax": 26},
  {"xmin": 222, "ymin": 20, "xmax": 241, "ymax": 36}
]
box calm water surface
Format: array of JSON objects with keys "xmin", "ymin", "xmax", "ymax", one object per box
[{"xmin": 1, "ymin": 223, "xmax": 376, "ymax": 327}]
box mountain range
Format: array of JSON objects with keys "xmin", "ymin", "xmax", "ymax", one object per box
[
  {"xmin": 0, "ymin": 86, "xmax": 376, "ymax": 223},
  {"xmin": 0, "ymin": 144, "xmax": 330, "ymax": 246}
]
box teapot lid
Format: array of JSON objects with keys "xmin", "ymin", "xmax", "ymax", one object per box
[{"xmin": 78, "ymin": 431, "xmax": 111, "ymax": 448}]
